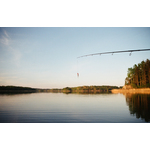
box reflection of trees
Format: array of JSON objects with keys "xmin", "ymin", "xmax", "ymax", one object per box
[{"xmin": 125, "ymin": 94, "xmax": 150, "ymax": 122}]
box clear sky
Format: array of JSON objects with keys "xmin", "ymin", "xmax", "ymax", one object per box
[{"xmin": 0, "ymin": 27, "xmax": 150, "ymax": 88}]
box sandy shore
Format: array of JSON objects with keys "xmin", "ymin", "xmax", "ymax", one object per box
[{"xmin": 111, "ymin": 88, "xmax": 150, "ymax": 94}]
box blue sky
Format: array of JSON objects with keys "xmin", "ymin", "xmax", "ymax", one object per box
[{"xmin": 0, "ymin": 27, "xmax": 150, "ymax": 88}]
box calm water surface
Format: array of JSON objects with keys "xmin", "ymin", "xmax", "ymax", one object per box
[{"xmin": 0, "ymin": 93, "xmax": 149, "ymax": 123}]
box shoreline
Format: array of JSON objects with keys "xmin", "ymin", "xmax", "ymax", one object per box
[{"xmin": 111, "ymin": 88, "xmax": 150, "ymax": 94}]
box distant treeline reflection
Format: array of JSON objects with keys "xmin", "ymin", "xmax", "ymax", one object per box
[{"xmin": 125, "ymin": 94, "xmax": 150, "ymax": 122}]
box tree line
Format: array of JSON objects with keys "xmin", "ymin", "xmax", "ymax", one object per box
[
  {"xmin": 0, "ymin": 86, "xmax": 37, "ymax": 93},
  {"xmin": 62, "ymin": 86, "xmax": 119, "ymax": 93},
  {"xmin": 0, "ymin": 86, "xmax": 62, "ymax": 93},
  {"xmin": 125, "ymin": 59, "xmax": 150, "ymax": 88}
]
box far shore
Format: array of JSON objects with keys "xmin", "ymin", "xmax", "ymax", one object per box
[
  {"xmin": 111, "ymin": 88, "xmax": 150, "ymax": 94},
  {"xmin": 1, "ymin": 85, "xmax": 150, "ymax": 94}
]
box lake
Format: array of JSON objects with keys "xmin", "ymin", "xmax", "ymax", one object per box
[{"xmin": 0, "ymin": 93, "xmax": 150, "ymax": 123}]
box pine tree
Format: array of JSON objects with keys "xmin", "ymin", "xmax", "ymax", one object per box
[
  {"xmin": 141, "ymin": 61, "xmax": 146, "ymax": 86},
  {"xmin": 125, "ymin": 59, "xmax": 150, "ymax": 88}
]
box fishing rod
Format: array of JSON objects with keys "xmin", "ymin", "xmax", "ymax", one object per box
[
  {"xmin": 76, "ymin": 48, "xmax": 150, "ymax": 77},
  {"xmin": 77, "ymin": 48, "xmax": 150, "ymax": 58}
]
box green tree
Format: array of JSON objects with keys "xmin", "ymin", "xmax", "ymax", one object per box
[
  {"xmin": 125, "ymin": 59, "xmax": 150, "ymax": 88},
  {"xmin": 141, "ymin": 61, "xmax": 146, "ymax": 86},
  {"xmin": 145, "ymin": 59, "xmax": 150, "ymax": 87},
  {"xmin": 133, "ymin": 64, "xmax": 139, "ymax": 87}
]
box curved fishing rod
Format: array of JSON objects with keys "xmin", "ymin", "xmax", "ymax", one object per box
[
  {"xmin": 76, "ymin": 48, "xmax": 150, "ymax": 77},
  {"xmin": 77, "ymin": 48, "xmax": 150, "ymax": 58}
]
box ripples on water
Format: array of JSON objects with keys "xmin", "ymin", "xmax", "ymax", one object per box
[{"xmin": 0, "ymin": 93, "xmax": 149, "ymax": 123}]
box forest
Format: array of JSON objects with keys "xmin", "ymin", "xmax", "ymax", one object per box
[
  {"xmin": 125, "ymin": 59, "xmax": 150, "ymax": 88},
  {"xmin": 0, "ymin": 85, "xmax": 119, "ymax": 94},
  {"xmin": 0, "ymin": 86, "xmax": 37, "ymax": 93},
  {"xmin": 0, "ymin": 86, "xmax": 62, "ymax": 93},
  {"xmin": 62, "ymin": 86, "xmax": 119, "ymax": 93}
]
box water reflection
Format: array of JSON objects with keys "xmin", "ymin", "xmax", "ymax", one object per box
[
  {"xmin": 125, "ymin": 93, "xmax": 150, "ymax": 122},
  {"xmin": 0, "ymin": 93, "xmax": 149, "ymax": 123}
]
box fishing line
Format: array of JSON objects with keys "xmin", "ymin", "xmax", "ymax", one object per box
[{"xmin": 77, "ymin": 58, "xmax": 79, "ymax": 77}]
